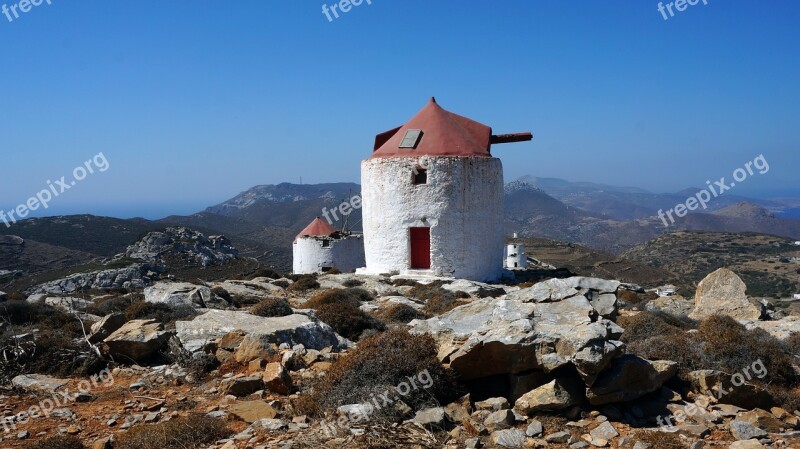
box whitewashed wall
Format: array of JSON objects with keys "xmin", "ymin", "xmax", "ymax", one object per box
[
  {"xmin": 360, "ymin": 156, "xmax": 504, "ymax": 281},
  {"xmin": 293, "ymin": 235, "xmax": 365, "ymax": 274}
]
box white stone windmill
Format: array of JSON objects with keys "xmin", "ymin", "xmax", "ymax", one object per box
[{"xmin": 358, "ymin": 98, "xmax": 531, "ymax": 281}]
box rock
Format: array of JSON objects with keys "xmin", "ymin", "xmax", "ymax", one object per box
[
  {"xmin": 28, "ymin": 263, "xmax": 154, "ymax": 295},
  {"xmin": 252, "ymin": 418, "xmax": 288, "ymax": 432},
  {"xmin": 412, "ymin": 407, "xmax": 446, "ymax": 427},
  {"xmin": 743, "ymin": 316, "xmax": 800, "ymax": 340},
  {"xmin": 145, "ymin": 281, "xmax": 227, "ymax": 309},
  {"xmin": 126, "ymin": 227, "xmax": 237, "ymax": 266},
  {"xmin": 644, "ymin": 296, "xmax": 694, "ymax": 317},
  {"xmin": 737, "ymin": 409, "xmax": 785, "ymax": 433},
  {"xmin": 475, "ymin": 397, "xmax": 510, "ymax": 411},
  {"xmin": 545, "ymin": 431, "xmax": 572, "ymax": 443},
  {"xmin": 88, "ymin": 313, "xmax": 127, "ymax": 344},
  {"xmin": 687, "ymin": 370, "xmax": 775, "ymax": 410},
  {"xmin": 102, "ymin": 319, "xmax": 172, "ymax": 362},
  {"xmin": 490, "ymin": 428, "xmax": 527, "ymax": 448},
  {"xmin": 221, "ymin": 376, "xmax": 263, "ymax": 397},
  {"xmin": 441, "ymin": 279, "xmax": 506, "ymax": 298},
  {"xmin": 589, "ymin": 421, "xmax": 618, "ymax": 443},
  {"xmin": 484, "ymin": 409, "xmax": 515, "ymax": 431},
  {"xmin": 262, "ymin": 362, "xmax": 292, "ymax": 395},
  {"xmin": 729, "ymin": 419, "xmax": 768, "ymax": 440},
  {"xmin": 506, "ymin": 277, "xmax": 579, "ymax": 303},
  {"xmin": 526, "ymin": 419, "xmax": 543, "ymax": 437},
  {"xmin": 409, "ymin": 296, "xmax": 623, "ymax": 386},
  {"xmin": 675, "ymin": 424, "xmax": 710, "ymax": 438},
  {"xmin": 212, "ymin": 279, "xmax": 283, "ymax": 302},
  {"xmin": 338, "ymin": 403, "xmax": 375, "ymax": 422},
  {"xmin": 689, "ymin": 268, "xmax": 765, "ymax": 321},
  {"xmin": 176, "ymin": 310, "xmax": 347, "ymax": 353},
  {"xmin": 11, "ymin": 374, "xmax": 69, "ymax": 393},
  {"xmin": 228, "ymin": 400, "xmax": 277, "ymax": 423},
  {"xmin": 234, "ymin": 334, "xmax": 279, "ymax": 364},
  {"xmin": 587, "ymin": 356, "xmax": 677, "ymax": 405},
  {"xmin": 41, "ymin": 296, "xmax": 92, "ymax": 312},
  {"xmin": 515, "ymin": 378, "xmax": 584, "ymax": 414},
  {"xmin": 565, "ymin": 277, "xmax": 620, "ymax": 294},
  {"xmin": 729, "ymin": 440, "xmax": 765, "ymax": 449}
]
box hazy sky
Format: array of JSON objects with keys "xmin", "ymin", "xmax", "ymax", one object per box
[{"xmin": 1, "ymin": 1, "xmax": 798, "ymax": 219}]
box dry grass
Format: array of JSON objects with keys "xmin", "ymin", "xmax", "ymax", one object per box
[
  {"xmin": 315, "ymin": 303, "xmax": 385, "ymax": 341},
  {"xmin": 297, "ymin": 328, "xmax": 462, "ymax": 421},
  {"xmin": 115, "ymin": 414, "xmax": 229, "ymax": 449},
  {"xmin": 374, "ymin": 303, "xmax": 428, "ymax": 324},
  {"xmin": 250, "ymin": 297, "xmax": 293, "ymax": 317},
  {"xmin": 630, "ymin": 430, "xmax": 685, "ymax": 449},
  {"xmin": 24, "ymin": 435, "xmax": 85, "ymax": 449}
]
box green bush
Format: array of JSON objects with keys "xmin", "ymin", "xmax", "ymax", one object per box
[
  {"xmin": 315, "ymin": 303, "xmax": 385, "ymax": 341},
  {"xmin": 115, "ymin": 414, "xmax": 229, "ymax": 449},
  {"xmin": 250, "ymin": 298, "xmax": 293, "ymax": 317}
]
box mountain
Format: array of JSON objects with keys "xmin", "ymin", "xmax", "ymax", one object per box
[
  {"xmin": 623, "ymin": 231, "xmax": 800, "ymax": 297},
  {"xmin": 516, "ymin": 175, "xmax": 786, "ymax": 220}
]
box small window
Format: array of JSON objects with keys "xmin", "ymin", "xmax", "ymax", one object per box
[
  {"xmin": 321, "ymin": 240, "xmax": 330, "ymax": 247},
  {"xmin": 321, "ymin": 266, "xmax": 333, "ymax": 272},
  {"xmin": 413, "ymin": 168, "xmax": 427, "ymax": 185},
  {"xmin": 399, "ymin": 129, "xmax": 423, "ymax": 149}
]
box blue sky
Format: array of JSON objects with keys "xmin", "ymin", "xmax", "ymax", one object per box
[{"xmin": 1, "ymin": 0, "xmax": 798, "ymax": 219}]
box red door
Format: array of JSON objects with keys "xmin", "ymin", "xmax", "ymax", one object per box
[{"xmin": 410, "ymin": 227, "xmax": 431, "ymax": 269}]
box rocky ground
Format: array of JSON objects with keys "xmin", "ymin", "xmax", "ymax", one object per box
[{"xmin": 1, "ymin": 254, "xmax": 800, "ymax": 448}]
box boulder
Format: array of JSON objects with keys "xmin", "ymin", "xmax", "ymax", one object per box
[
  {"xmin": 88, "ymin": 313, "xmax": 128, "ymax": 344},
  {"xmin": 587, "ymin": 356, "xmax": 677, "ymax": 405},
  {"xmin": 409, "ymin": 296, "xmax": 623, "ymax": 386},
  {"xmin": 484, "ymin": 409, "xmax": 515, "ymax": 431},
  {"xmin": 176, "ymin": 310, "xmax": 347, "ymax": 353},
  {"xmin": 514, "ymin": 378, "xmax": 584, "ymax": 414},
  {"xmin": 102, "ymin": 319, "xmax": 173, "ymax": 362},
  {"xmin": 221, "ymin": 376, "xmax": 263, "ymax": 397},
  {"xmin": 11, "ymin": 374, "xmax": 69, "ymax": 393},
  {"xmin": 729, "ymin": 419, "xmax": 768, "ymax": 440},
  {"xmin": 212, "ymin": 280, "xmax": 284, "ymax": 302},
  {"xmin": 412, "ymin": 407, "xmax": 446, "ymax": 427},
  {"xmin": 42, "ymin": 296, "xmax": 92, "ymax": 312},
  {"xmin": 490, "ymin": 429, "xmax": 527, "ymax": 449},
  {"xmin": 233, "ymin": 334, "xmax": 279, "ymax": 363},
  {"xmin": 687, "ymin": 370, "xmax": 775, "ymax": 410},
  {"xmin": 228, "ymin": 400, "xmax": 277, "ymax": 423},
  {"xmin": 689, "ymin": 268, "xmax": 765, "ymax": 321},
  {"xmin": 262, "ymin": 362, "xmax": 292, "ymax": 395},
  {"xmin": 145, "ymin": 282, "xmax": 228, "ymax": 309},
  {"xmin": 506, "ymin": 277, "xmax": 579, "ymax": 303}
]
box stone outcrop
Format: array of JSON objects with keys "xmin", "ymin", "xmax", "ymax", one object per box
[
  {"xmin": 409, "ymin": 293, "xmax": 624, "ymax": 386},
  {"xmin": 27, "ymin": 264, "xmax": 156, "ymax": 295},
  {"xmin": 176, "ymin": 310, "xmax": 347, "ymax": 353},
  {"xmin": 689, "ymin": 268, "xmax": 765, "ymax": 321},
  {"xmin": 126, "ymin": 227, "xmax": 238, "ymax": 266},
  {"xmin": 506, "ymin": 276, "xmax": 620, "ymax": 319}
]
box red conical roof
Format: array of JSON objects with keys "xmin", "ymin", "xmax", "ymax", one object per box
[
  {"xmin": 295, "ymin": 217, "xmax": 338, "ymax": 242},
  {"xmin": 370, "ymin": 98, "xmax": 493, "ymax": 158}
]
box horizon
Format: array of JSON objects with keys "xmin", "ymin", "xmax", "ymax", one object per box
[{"xmin": 2, "ymin": 1, "xmax": 799, "ymax": 219}]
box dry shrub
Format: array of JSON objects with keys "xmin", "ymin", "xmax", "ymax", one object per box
[
  {"xmin": 115, "ymin": 414, "xmax": 229, "ymax": 449},
  {"xmin": 697, "ymin": 315, "xmax": 796, "ymax": 385},
  {"xmin": 784, "ymin": 332, "xmax": 800, "ymax": 356},
  {"xmin": 393, "ymin": 278, "xmax": 422, "ymax": 288},
  {"xmin": 616, "ymin": 311, "xmax": 688, "ymax": 343},
  {"xmin": 343, "ymin": 279, "xmax": 364, "ymax": 288},
  {"xmin": 24, "ymin": 435, "xmax": 85, "ymax": 449},
  {"xmin": 250, "ymin": 298, "xmax": 293, "ymax": 317},
  {"xmin": 315, "ymin": 303, "xmax": 385, "ymax": 341},
  {"xmin": 631, "ymin": 430, "xmax": 684, "ymax": 449},
  {"xmin": 272, "ymin": 280, "xmax": 290, "ymax": 289},
  {"xmin": 88, "ymin": 293, "xmax": 141, "ymax": 316},
  {"xmin": 407, "ymin": 281, "xmax": 468, "ymax": 316},
  {"xmin": 345, "ymin": 287, "xmax": 375, "ymax": 302},
  {"xmin": 287, "ymin": 276, "xmax": 320, "ymax": 292},
  {"xmin": 210, "ymin": 286, "xmax": 234, "ymax": 304},
  {"xmin": 247, "ymin": 267, "xmax": 282, "ymax": 280},
  {"xmin": 124, "ymin": 301, "xmax": 196, "ymax": 323},
  {"xmin": 304, "ymin": 289, "xmax": 362, "ymax": 309},
  {"xmin": 298, "ymin": 328, "xmax": 463, "ymax": 421},
  {"xmin": 374, "ymin": 303, "xmax": 427, "ymax": 324}
]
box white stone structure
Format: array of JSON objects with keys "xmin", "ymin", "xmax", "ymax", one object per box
[
  {"xmin": 358, "ymin": 98, "xmax": 531, "ymax": 282},
  {"xmin": 292, "ymin": 218, "xmax": 365, "ymax": 274},
  {"xmin": 505, "ymin": 244, "xmax": 527, "ymax": 269}
]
